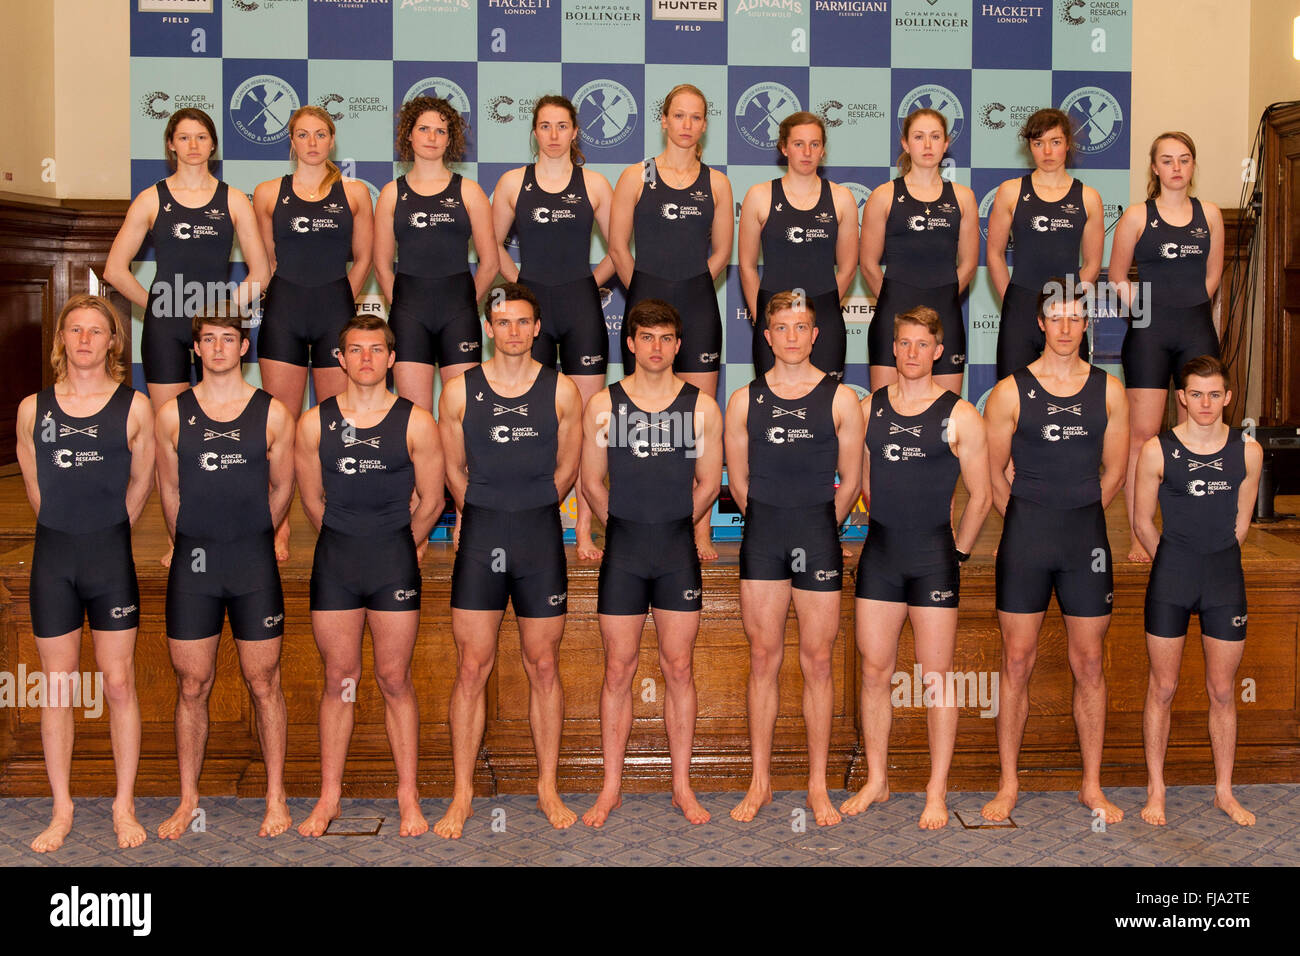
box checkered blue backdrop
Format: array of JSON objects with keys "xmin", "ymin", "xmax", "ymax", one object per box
[{"xmin": 128, "ymin": 0, "xmax": 1132, "ymax": 412}]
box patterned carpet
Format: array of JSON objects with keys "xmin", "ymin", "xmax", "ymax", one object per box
[{"xmin": 3, "ymin": 785, "xmax": 1298, "ymax": 866}]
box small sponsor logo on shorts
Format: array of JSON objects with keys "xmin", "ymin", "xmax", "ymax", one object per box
[
  {"xmin": 929, "ymin": 589, "xmax": 954, "ymax": 603},
  {"xmin": 1105, "ymin": 592, "xmax": 1114, "ymax": 604},
  {"xmin": 699, "ymin": 351, "xmax": 719, "ymax": 364},
  {"xmin": 110, "ymin": 604, "xmax": 138, "ymax": 620},
  {"xmin": 393, "ymin": 588, "xmax": 417, "ymax": 602},
  {"xmin": 682, "ymin": 588, "xmax": 701, "ymax": 601},
  {"xmin": 458, "ymin": 341, "xmax": 480, "ymax": 353},
  {"xmin": 813, "ymin": 569, "xmax": 840, "ymax": 582},
  {"xmin": 263, "ymin": 613, "xmax": 284, "ymax": 628},
  {"xmin": 580, "ymin": 354, "xmax": 602, "ymax": 366},
  {"xmin": 1232, "ymin": 614, "xmax": 1247, "ymax": 627},
  {"xmin": 547, "ymin": 592, "xmax": 567, "ymax": 606}
]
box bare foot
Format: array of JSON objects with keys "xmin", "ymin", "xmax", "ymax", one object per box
[
  {"xmin": 807, "ymin": 789, "xmax": 842, "ymax": 827},
  {"xmin": 981, "ymin": 787, "xmax": 1018, "ymax": 821},
  {"xmin": 1128, "ymin": 538, "xmax": 1151, "ymax": 563},
  {"xmin": 30, "ymin": 809, "xmax": 73, "ymax": 853},
  {"xmin": 1140, "ymin": 788, "xmax": 1167, "ymax": 826},
  {"xmin": 696, "ymin": 534, "xmax": 718, "ymax": 562},
  {"xmin": 297, "ymin": 797, "xmax": 340, "ymax": 837},
  {"xmin": 918, "ymin": 791, "xmax": 949, "ymax": 830},
  {"xmin": 161, "ymin": 543, "xmax": 174, "ymax": 568},
  {"xmin": 672, "ymin": 786, "xmax": 711, "ymax": 824},
  {"xmin": 113, "ymin": 806, "xmax": 147, "ymax": 849},
  {"xmin": 274, "ymin": 523, "xmax": 290, "ymax": 563},
  {"xmin": 1214, "ymin": 792, "xmax": 1255, "ymax": 826},
  {"xmin": 1080, "ymin": 789, "xmax": 1124, "ymax": 824},
  {"xmin": 433, "ymin": 797, "xmax": 473, "ymax": 839},
  {"xmin": 582, "ymin": 790, "xmax": 622, "ymax": 828},
  {"xmin": 840, "ymin": 778, "xmax": 890, "ymax": 816},
  {"xmin": 576, "ymin": 535, "xmax": 604, "ymax": 562},
  {"xmin": 538, "ymin": 790, "xmax": 577, "ymax": 829},
  {"xmin": 398, "ymin": 793, "xmax": 428, "ymax": 837},
  {"xmin": 157, "ymin": 798, "xmax": 199, "ymax": 840},
  {"xmin": 729, "ymin": 779, "xmax": 772, "ymax": 823},
  {"xmin": 259, "ymin": 799, "xmax": 292, "ymax": 837}
]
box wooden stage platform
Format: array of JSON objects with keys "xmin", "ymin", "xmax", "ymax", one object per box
[{"xmin": 0, "ymin": 476, "xmax": 1297, "ymax": 799}]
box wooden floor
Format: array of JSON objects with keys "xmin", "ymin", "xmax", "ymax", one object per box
[{"xmin": 0, "ymin": 477, "xmax": 1297, "ymax": 798}]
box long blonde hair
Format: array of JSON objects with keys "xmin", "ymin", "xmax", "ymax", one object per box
[
  {"xmin": 897, "ymin": 108, "xmax": 948, "ymax": 177},
  {"xmin": 1146, "ymin": 131, "xmax": 1197, "ymax": 200},
  {"xmin": 51, "ymin": 294, "xmax": 129, "ymax": 384},
  {"xmin": 662, "ymin": 84, "xmax": 709, "ymax": 159},
  {"xmin": 288, "ymin": 106, "xmax": 343, "ymax": 193}
]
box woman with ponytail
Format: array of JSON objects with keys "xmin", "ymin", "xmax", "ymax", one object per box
[
  {"xmin": 859, "ymin": 108, "xmax": 978, "ymax": 394},
  {"xmin": 1107, "ymin": 131, "xmax": 1224, "ymax": 562},
  {"xmin": 490, "ymin": 94, "xmax": 614, "ymax": 560},
  {"xmin": 253, "ymin": 105, "xmax": 373, "ymax": 415}
]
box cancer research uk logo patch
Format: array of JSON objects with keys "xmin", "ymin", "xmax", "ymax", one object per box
[
  {"xmin": 575, "ymin": 79, "xmax": 638, "ymax": 150},
  {"xmin": 897, "ymin": 84, "xmax": 965, "ymax": 145},
  {"xmin": 230, "ymin": 74, "xmax": 300, "ymax": 146},
  {"xmin": 1060, "ymin": 86, "xmax": 1123, "ymax": 155},
  {"xmin": 735, "ymin": 82, "xmax": 801, "ymax": 151}
]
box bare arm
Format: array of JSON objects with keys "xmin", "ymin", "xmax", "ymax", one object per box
[
  {"xmin": 1237, "ymin": 439, "xmax": 1263, "ymax": 547},
  {"xmin": 252, "ymin": 179, "xmax": 280, "ymax": 278},
  {"xmin": 706, "ymin": 169, "xmax": 735, "ymax": 282},
  {"xmin": 950, "ymin": 400, "xmax": 991, "ymax": 554},
  {"xmin": 608, "ymin": 165, "xmax": 642, "ymax": 288},
  {"xmin": 373, "ymin": 181, "xmax": 398, "ymax": 302},
  {"xmin": 1203, "ymin": 200, "xmax": 1225, "ymax": 316},
  {"xmin": 736, "ymin": 184, "xmax": 765, "ymax": 323},
  {"xmin": 103, "ymin": 187, "xmax": 158, "ymax": 310},
  {"xmin": 831, "ymin": 183, "xmax": 860, "ymax": 299},
  {"xmin": 154, "ymin": 399, "xmax": 181, "ymax": 540},
  {"xmin": 1078, "ymin": 185, "xmax": 1104, "ymax": 287},
  {"xmin": 587, "ymin": 169, "xmax": 616, "ymax": 287},
  {"xmin": 955, "ymin": 184, "xmax": 979, "ymax": 294},
  {"xmin": 465, "ymin": 178, "xmax": 501, "ymax": 301},
  {"xmin": 125, "ymin": 392, "xmax": 157, "ymax": 525},
  {"xmin": 581, "ymin": 390, "xmax": 613, "ymax": 523},
  {"xmin": 554, "ymin": 373, "xmax": 584, "ymax": 501},
  {"xmin": 722, "ymin": 385, "xmax": 750, "ymax": 514},
  {"xmin": 1106, "ymin": 204, "xmax": 1143, "ymax": 314},
  {"xmin": 983, "ymin": 377, "xmax": 1019, "ymax": 516},
  {"xmin": 345, "ymin": 179, "xmax": 374, "ymax": 299},
  {"xmin": 858, "ymin": 394, "xmax": 873, "ymax": 513},
  {"xmin": 15, "ymin": 395, "xmax": 40, "ymax": 517},
  {"xmin": 265, "ymin": 397, "xmax": 297, "ymax": 529},
  {"xmin": 407, "ymin": 405, "xmax": 446, "ymax": 563},
  {"xmin": 691, "ymin": 393, "xmax": 724, "ymax": 524},
  {"xmin": 1100, "ymin": 373, "xmax": 1129, "ymax": 508},
  {"xmin": 436, "ymin": 375, "xmax": 469, "ymax": 512},
  {"xmin": 858, "ymin": 182, "xmax": 891, "ymax": 298},
  {"xmin": 1132, "ymin": 436, "xmax": 1163, "ymax": 558},
  {"xmin": 294, "ymin": 408, "xmax": 325, "ymax": 531},
  {"xmin": 832, "ymin": 384, "xmax": 865, "ymax": 523},
  {"xmin": 490, "ymin": 168, "xmax": 522, "ymax": 284},
  {"xmin": 985, "ymin": 180, "xmax": 1017, "ymax": 300},
  {"xmin": 228, "ymin": 187, "xmax": 270, "ymax": 312}
]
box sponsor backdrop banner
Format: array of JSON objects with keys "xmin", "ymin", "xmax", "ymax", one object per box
[{"xmin": 129, "ymin": 0, "xmax": 1132, "ymax": 412}]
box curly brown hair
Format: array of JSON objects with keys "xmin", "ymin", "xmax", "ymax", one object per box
[{"xmin": 395, "ymin": 97, "xmax": 468, "ymax": 164}]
